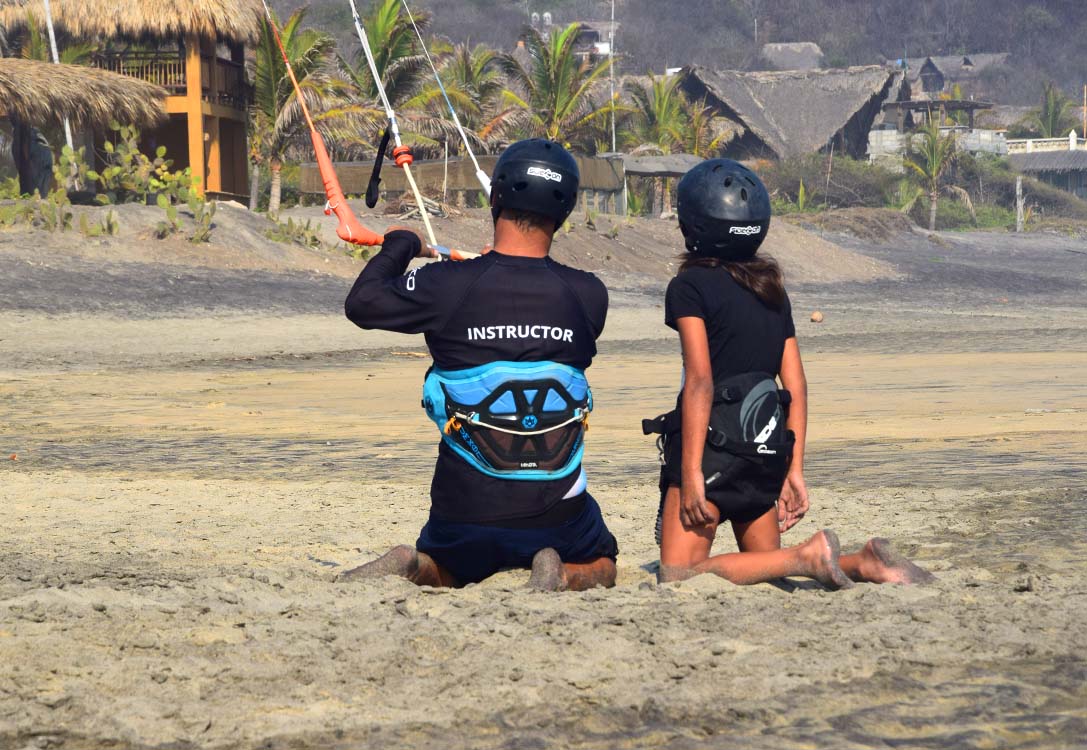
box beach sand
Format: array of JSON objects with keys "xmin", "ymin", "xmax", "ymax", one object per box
[{"xmin": 1, "ymin": 213, "xmax": 1085, "ymax": 748}]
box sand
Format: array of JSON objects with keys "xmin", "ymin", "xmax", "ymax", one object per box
[{"xmin": 1, "ymin": 210, "xmax": 1086, "ymax": 748}]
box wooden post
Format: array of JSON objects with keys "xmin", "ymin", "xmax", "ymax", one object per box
[
  {"xmin": 1015, "ymin": 175, "xmax": 1024, "ymax": 233},
  {"xmin": 205, "ymin": 116, "xmax": 222, "ymax": 194},
  {"xmin": 184, "ymin": 34, "xmax": 206, "ymax": 196}
]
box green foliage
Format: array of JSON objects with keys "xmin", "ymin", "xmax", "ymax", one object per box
[
  {"xmin": 77, "ymin": 209, "xmax": 120, "ymax": 238},
  {"xmin": 2, "ymin": 190, "xmax": 76, "ymax": 232},
  {"xmin": 626, "ymin": 187, "xmax": 646, "ymax": 216},
  {"xmin": 0, "ymin": 177, "xmax": 22, "ymax": 200},
  {"xmin": 91, "ymin": 123, "xmax": 197, "ymax": 205},
  {"xmin": 266, "ymin": 217, "xmax": 324, "ymax": 249},
  {"xmin": 761, "ymin": 156, "xmax": 900, "ymax": 209},
  {"xmin": 154, "ymin": 202, "xmax": 181, "ymax": 239},
  {"xmin": 53, "ymin": 145, "xmax": 98, "ymax": 194},
  {"xmin": 187, "ymin": 194, "xmax": 216, "ymax": 244}
]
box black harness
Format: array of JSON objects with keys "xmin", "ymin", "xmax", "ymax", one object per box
[{"xmin": 643, "ymin": 371, "xmax": 794, "ymax": 490}]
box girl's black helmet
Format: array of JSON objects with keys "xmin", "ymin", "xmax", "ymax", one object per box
[
  {"xmin": 677, "ymin": 159, "xmax": 771, "ymax": 260},
  {"xmin": 490, "ymin": 139, "xmax": 580, "ymax": 229}
]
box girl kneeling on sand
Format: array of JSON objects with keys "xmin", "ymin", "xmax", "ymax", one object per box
[{"xmin": 647, "ymin": 159, "xmax": 932, "ymax": 588}]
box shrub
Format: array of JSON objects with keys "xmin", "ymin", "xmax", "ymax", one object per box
[{"xmin": 760, "ymin": 156, "xmax": 900, "ymax": 210}]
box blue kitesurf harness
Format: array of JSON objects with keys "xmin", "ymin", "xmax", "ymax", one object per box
[{"xmin": 422, "ymin": 361, "xmax": 592, "ymax": 480}]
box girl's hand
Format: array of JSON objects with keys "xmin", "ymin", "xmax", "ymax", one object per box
[
  {"xmin": 777, "ymin": 471, "xmax": 809, "ymax": 532},
  {"xmin": 680, "ymin": 475, "xmax": 714, "ymax": 528}
]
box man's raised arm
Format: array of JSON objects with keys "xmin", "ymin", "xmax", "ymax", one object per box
[{"xmin": 344, "ymin": 228, "xmax": 449, "ymax": 334}]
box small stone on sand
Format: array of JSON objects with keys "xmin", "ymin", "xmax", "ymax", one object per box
[{"xmin": 811, "ymin": 311, "xmax": 824, "ymax": 323}]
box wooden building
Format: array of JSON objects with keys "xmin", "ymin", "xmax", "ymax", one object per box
[{"xmin": 0, "ymin": 0, "xmax": 260, "ymax": 200}]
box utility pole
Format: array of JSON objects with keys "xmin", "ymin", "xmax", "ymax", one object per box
[
  {"xmin": 42, "ymin": 0, "xmax": 74, "ymax": 151},
  {"xmin": 609, "ymin": 0, "xmax": 616, "ymax": 152}
]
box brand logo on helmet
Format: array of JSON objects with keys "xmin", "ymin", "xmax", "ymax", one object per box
[
  {"xmin": 757, "ymin": 444, "xmax": 777, "ymax": 455},
  {"xmin": 527, "ymin": 166, "xmax": 563, "ymax": 183},
  {"xmin": 729, "ymin": 225, "xmax": 762, "ymax": 236}
]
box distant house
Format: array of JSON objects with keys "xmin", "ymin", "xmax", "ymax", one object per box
[
  {"xmin": 681, "ymin": 65, "xmax": 899, "ymax": 160},
  {"xmin": 1007, "ymin": 133, "xmax": 1087, "ymax": 200},
  {"xmin": 528, "ymin": 13, "xmax": 617, "ymax": 63},
  {"xmin": 0, "ymin": 0, "xmax": 259, "ymax": 201},
  {"xmin": 760, "ymin": 42, "xmax": 824, "ymax": 71},
  {"xmin": 897, "ymin": 53, "xmax": 1010, "ymax": 99}
]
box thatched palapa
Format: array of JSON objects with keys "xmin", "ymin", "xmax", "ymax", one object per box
[
  {"xmin": 0, "ymin": 57, "xmax": 166, "ymax": 129},
  {"xmin": 0, "ymin": 0, "xmax": 262, "ymax": 44},
  {"xmin": 681, "ymin": 65, "xmax": 897, "ymax": 160}
]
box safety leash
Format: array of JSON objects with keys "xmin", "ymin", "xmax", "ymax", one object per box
[
  {"xmin": 257, "ymin": 0, "xmax": 383, "ymax": 247},
  {"xmin": 398, "ymin": 0, "xmax": 492, "ymax": 197}
]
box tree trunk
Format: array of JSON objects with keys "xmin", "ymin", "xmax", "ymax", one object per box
[
  {"xmin": 268, "ymin": 159, "xmax": 282, "ymax": 217},
  {"xmin": 248, "ymin": 161, "xmax": 261, "ymax": 212},
  {"xmin": 928, "ymin": 189, "xmax": 938, "ymax": 231}
]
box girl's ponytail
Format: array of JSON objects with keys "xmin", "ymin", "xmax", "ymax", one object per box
[{"xmin": 680, "ymin": 255, "xmax": 786, "ymax": 308}]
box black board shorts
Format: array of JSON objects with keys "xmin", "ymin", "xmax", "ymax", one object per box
[
  {"xmin": 659, "ymin": 432, "xmax": 785, "ymax": 525},
  {"xmin": 416, "ymin": 493, "xmax": 618, "ymax": 585}
]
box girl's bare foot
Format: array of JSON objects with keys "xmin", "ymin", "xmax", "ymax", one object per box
[
  {"xmin": 802, "ymin": 530, "xmax": 854, "ymax": 590},
  {"xmin": 527, "ymin": 548, "xmax": 567, "ymax": 591},
  {"xmin": 855, "ymin": 538, "xmax": 936, "ymax": 584}
]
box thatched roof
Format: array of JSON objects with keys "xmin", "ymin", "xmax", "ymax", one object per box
[
  {"xmin": 682, "ymin": 65, "xmax": 896, "ymax": 158},
  {"xmin": 1008, "ymin": 150, "xmax": 1087, "ymax": 174},
  {"xmin": 0, "ymin": 57, "xmax": 166, "ymax": 129},
  {"xmin": 0, "ymin": 0, "xmax": 262, "ymax": 44},
  {"xmin": 760, "ymin": 42, "xmax": 824, "ymax": 71}
]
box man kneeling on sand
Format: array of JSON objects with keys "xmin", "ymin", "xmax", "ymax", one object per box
[{"xmin": 339, "ymin": 139, "xmax": 618, "ymax": 591}]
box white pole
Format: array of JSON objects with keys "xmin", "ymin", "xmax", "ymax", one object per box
[
  {"xmin": 609, "ymin": 0, "xmax": 616, "ymax": 153},
  {"xmin": 42, "ymin": 0, "xmax": 74, "ymax": 151}
]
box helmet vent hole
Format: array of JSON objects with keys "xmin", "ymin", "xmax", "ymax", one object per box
[
  {"xmin": 711, "ymin": 164, "xmax": 723, "ymax": 173},
  {"xmin": 553, "ymin": 190, "xmax": 564, "ymax": 201},
  {"xmin": 724, "ymin": 176, "xmax": 733, "ymax": 187},
  {"xmin": 513, "ymin": 181, "xmax": 528, "ymax": 191},
  {"xmin": 741, "ymin": 188, "xmax": 748, "ymax": 201}
]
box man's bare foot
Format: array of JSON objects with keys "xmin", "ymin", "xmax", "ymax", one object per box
[
  {"xmin": 854, "ymin": 538, "xmax": 936, "ymax": 585},
  {"xmin": 527, "ymin": 548, "xmax": 567, "ymax": 591},
  {"xmin": 338, "ymin": 545, "xmax": 421, "ymax": 582},
  {"xmin": 802, "ymin": 530, "xmax": 854, "ymax": 590}
]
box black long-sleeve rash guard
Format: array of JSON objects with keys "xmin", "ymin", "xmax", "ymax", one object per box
[{"xmin": 345, "ymin": 230, "xmax": 609, "ymax": 524}]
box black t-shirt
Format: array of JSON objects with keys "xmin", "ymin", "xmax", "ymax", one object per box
[
  {"xmin": 664, "ymin": 265, "xmax": 795, "ymax": 382},
  {"xmin": 345, "ymin": 230, "xmax": 608, "ymax": 524}
]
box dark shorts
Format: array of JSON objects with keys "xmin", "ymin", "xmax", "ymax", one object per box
[
  {"xmin": 659, "ymin": 433, "xmax": 785, "ymax": 525},
  {"xmin": 416, "ymin": 493, "xmax": 618, "ymax": 585}
]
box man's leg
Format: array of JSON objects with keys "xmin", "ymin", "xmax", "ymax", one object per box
[
  {"xmin": 527, "ymin": 548, "xmax": 616, "ymax": 591},
  {"xmin": 658, "ymin": 487, "xmax": 853, "ymax": 589},
  {"xmin": 840, "ymin": 538, "xmax": 936, "ymax": 585},
  {"xmin": 338, "ymin": 545, "xmax": 459, "ymax": 587}
]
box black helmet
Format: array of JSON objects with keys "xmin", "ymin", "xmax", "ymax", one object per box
[
  {"xmin": 490, "ymin": 139, "xmax": 579, "ymax": 229},
  {"xmin": 676, "ymin": 159, "xmax": 771, "ymax": 260}
]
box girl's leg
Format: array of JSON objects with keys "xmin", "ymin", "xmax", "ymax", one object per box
[
  {"xmin": 527, "ymin": 549, "xmax": 617, "ymax": 591},
  {"xmin": 731, "ymin": 506, "xmax": 782, "ymax": 552},
  {"xmin": 658, "ymin": 486, "xmax": 720, "ymax": 582},
  {"xmin": 840, "ymin": 538, "xmax": 936, "ymax": 585},
  {"xmin": 660, "ymin": 490, "xmax": 852, "ymax": 589}
]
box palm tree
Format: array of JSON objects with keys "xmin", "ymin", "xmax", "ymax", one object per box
[
  {"xmin": 398, "ymin": 42, "xmax": 506, "ymax": 153},
  {"xmin": 683, "ymin": 99, "xmax": 730, "ymax": 158},
  {"xmin": 18, "ymin": 12, "xmax": 95, "ymax": 64},
  {"xmin": 623, "ymin": 73, "xmax": 687, "ymax": 155},
  {"xmin": 251, "ymin": 7, "xmax": 339, "ymax": 215},
  {"xmin": 501, "ymin": 23, "xmax": 614, "ymax": 149},
  {"xmin": 904, "ymin": 117, "xmax": 958, "ymax": 231},
  {"xmin": 341, "ymin": 0, "xmax": 429, "ymax": 106},
  {"xmin": 1034, "ymin": 82, "xmax": 1074, "ymax": 138}
]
